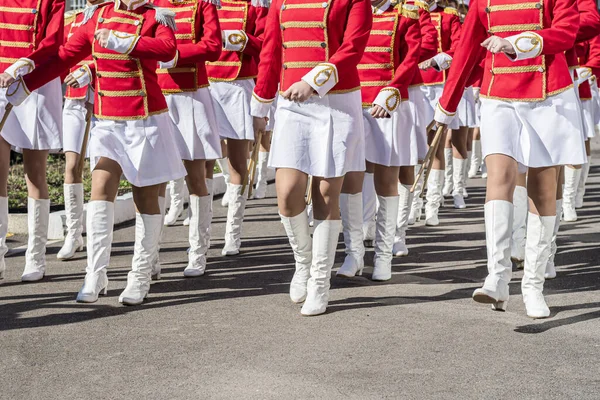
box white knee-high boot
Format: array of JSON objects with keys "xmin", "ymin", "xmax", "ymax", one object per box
[
  {"xmin": 76, "ymin": 201, "xmax": 114, "ymax": 303},
  {"xmin": 511, "ymin": 186, "xmax": 528, "ymax": 268},
  {"xmin": 472, "ymin": 200, "xmax": 513, "ymax": 311},
  {"xmin": 301, "ymin": 219, "xmax": 341, "ymax": 316},
  {"xmin": 222, "ymin": 184, "xmax": 247, "ymax": 256},
  {"xmin": 0, "ymin": 197, "xmax": 8, "ymax": 280},
  {"xmin": 545, "ymin": 199, "xmax": 562, "ymax": 280},
  {"xmin": 393, "ymin": 184, "xmax": 412, "ymax": 257},
  {"xmin": 119, "ymin": 213, "xmax": 163, "ymax": 305},
  {"xmin": 184, "ymin": 195, "xmax": 212, "ymax": 277},
  {"xmin": 442, "ymin": 148, "xmax": 453, "ymax": 197},
  {"xmin": 362, "ymin": 172, "xmax": 376, "ymax": 246},
  {"xmin": 337, "ymin": 193, "xmax": 365, "ymax": 278},
  {"xmin": 164, "ymin": 178, "xmax": 185, "ymax": 226},
  {"xmin": 461, "ymin": 155, "xmax": 469, "ymax": 198},
  {"xmin": 57, "ymin": 183, "xmax": 85, "ymax": 260},
  {"xmin": 425, "ymin": 170, "xmax": 444, "ymax": 226},
  {"xmin": 151, "ymin": 196, "xmax": 166, "ymax": 281},
  {"xmin": 575, "ymin": 157, "xmax": 591, "ymax": 209},
  {"xmin": 280, "ymin": 208, "xmax": 312, "ymax": 303},
  {"xmin": 22, "ymin": 198, "xmax": 50, "ymax": 282},
  {"xmin": 468, "ymin": 140, "xmax": 482, "ymax": 178},
  {"xmin": 217, "ymin": 158, "xmax": 231, "ymax": 207},
  {"xmin": 372, "ymin": 196, "xmax": 400, "ymax": 281},
  {"xmin": 522, "ymin": 213, "xmax": 554, "ymax": 319},
  {"xmin": 452, "ymin": 157, "xmax": 467, "ymax": 209},
  {"xmin": 253, "ymin": 152, "xmax": 270, "ymax": 199},
  {"xmin": 408, "ymin": 165, "xmax": 423, "ymax": 225},
  {"xmin": 206, "ymin": 178, "xmax": 214, "ymax": 248},
  {"xmin": 562, "ymin": 167, "xmax": 581, "ymax": 222}
]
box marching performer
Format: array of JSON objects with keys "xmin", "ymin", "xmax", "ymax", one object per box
[
  {"xmin": 418, "ymin": 0, "xmax": 461, "ymax": 226},
  {"xmin": 206, "ymin": 0, "xmax": 269, "ymax": 256},
  {"xmin": 337, "ymin": 0, "xmax": 421, "ymax": 281},
  {"xmin": 434, "ymin": 0, "xmax": 585, "ymax": 318},
  {"xmin": 251, "ymin": 0, "xmax": 371, "ymax": 315},
  {"xmin": 5, "ymin": 0, "xmax": 186, "ymax": 304},
  {"xmin": 154, "ymin": 0, "xmax": 222, "ymax": 277},
  {"xmin": 57, "ymin": 3, "xmax": 102, "ymax": 261},
  {"xmin": 0, "ymin": 0, "xmax": 65, "ymax": 281}
]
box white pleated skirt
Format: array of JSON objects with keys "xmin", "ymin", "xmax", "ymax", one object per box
[
  {"xmin": 421, "ymin": 84, "xmax": 459, "ymax": 129},
  {"xmin": 407, "ymin": 86, "xmax": 431, "ymax": 161},
  {"xmin": 209, "ymin": 79, "xmax": 255, "ymax": 141},
  {"xmin": 580, "ymin": 98, "xmax": 596, "ymax": 139},
  {"xmin": 480, "ymin": 88, "xmax": 587, "ymax": 168},
  {"xmin": 457, "ymin": 87, "xmax": 477, "ymax": 128},
  {"xmin": 270, "ymin": 90, "xmax": 365, "ymax": 178},
  {"xmin": 1, "ymin": 77, "xmax": 62, "ymax": 151},
  {"xmin": 90, "ymin": 112, "xmax": 187, "ymax": 187},
  {"xmin": 165, "ymin": 88, "xmax": 222, "ymax": 161},
  {"xmin": 265, "ymin": 96, "xmax": 278, "ymax": 132},
  {"xmin": 62, "ymin": 98, "xmax": 90, "ymax": 154},
  {"xmin": 591, "ymin": 80, "xmax": 600, "ymax": 134},
  {"xmin": 364, "ymin": 101, "xmax": 423, "ymax": 167}
]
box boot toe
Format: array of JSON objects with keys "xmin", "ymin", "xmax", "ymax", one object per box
[
  {"xmin": 21, "ymin": 271, "xmax": 45, "ymax": 282},
  {"xmin": 183, "ymin": 268, "xmax": 205, "ymax": 278}
]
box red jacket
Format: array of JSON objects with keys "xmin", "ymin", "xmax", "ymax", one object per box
[
  {"xmin": 438, "ymin": 0, "xmax": 579, "ymax": 117},
  {"xmin": 64, "ymin": 9, "xmax": 94, "ymax": 100},
  {"xmin": 253, "ymin": 0, "xmax": 372, "ymax": 105},
  {"xmin": 359, "ymin": 5, "xmax": 421, "ymax": 107},
  {"xmin": 205, "ymin": 0, "xmax": 268, "ymax": 82},
  {"xmin": 409, "ymin": 0, "xmax": 438, "ymax": 86},
  {"xmin": 24, "ymin": 3, "xmax": 177, "ymax": 120},
  {"xmin": 420, "ymin": 7, "xmax": 462, "ymax": 86},
  {"xmin": 154, "ymin": 0, "xmax": 222, "ymax": 93},
  {"xmin": 0, "ymin": 0, "xmax": 65, "ymax": 77},
  {"xmin": 572, "ymin": 0, "xmax": 600, "ymax": 100},
  {"xmin": 585, "ymin": 35, "xmax": 600, "ymax": 78}
]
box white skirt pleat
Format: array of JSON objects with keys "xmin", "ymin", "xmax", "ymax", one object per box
[
  {"xmin": 166, "ymin": 88, "xmax": 222, "ymax": 161},
  {"xmin": 480, "ymin": 88, "xmax": 587, "ymax": 168},
  {"xmin": 62, "ymin": 98, "xmax": 90, "ymax": 154},
  {"xmin": 1, "ymin": 77, "xmax": 62, "ymax": 151},
  {"xmin": 269, "ymin": 90, "xmax": 365, "ymax": 178},
  {"xmin": 90, "ymin": 112, "xmax": 187, "ymax": 187},
  {"xmin": 420, "ymin": 83, "xmax": 459, "ymax": 129},
  {"xmin": 580, "ymin": 98, "xmax": 596, "ymax": 139},
  {"xmin": 407, "ymin": 86, "xmax": 431, "ymax": 161},
  {"xmin": 457, "ymin": 87, "xmax": 477, "ymax": 128},
  {"xmin": 209, "ymin": 79, "xmax": 255, "ymax": 141}
]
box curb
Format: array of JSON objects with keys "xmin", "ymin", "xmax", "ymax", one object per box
[{"xmin": 8, "ymin": 169, "xmax": 276, "ymax": 240}]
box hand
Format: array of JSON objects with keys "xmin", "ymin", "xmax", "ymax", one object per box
[
  {"xmin": 370, "ymin": 105, "xmax": 390, "ymax": 119},
  {"xmin": 419, "ymin": 58, "xmax": 438, "ymax": 71},
  {"xmin": 481, "ymin": 36, "xmax": 515, "ymax": 55},
  {"xmin": 94, "ymin": 29, "xmax": 111, "ymax": 48},
  {"xmin": 64, "ymin": 73, "xmax": 80, "ymax": 88},
  {"xmin": 282, "ymin": 81, "xmax": 314, "ymax": 103},
  {"xmin": 0, "ymin": 73, "xmax": 15, "ymax": 88},
  {"xmin": 253, "ymin": 116, "xmax": 267, "ymax": 135}
]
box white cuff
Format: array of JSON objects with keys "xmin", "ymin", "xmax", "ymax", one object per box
[
  {"xmin": 105, "ymin": 30, "xmax": 140, "ymax": 55},
  {"xmin": 432, "ymin": 53, "xmax": 453, "ymax": 71},
  {"xmin": 301, "ymin": 63, "xmax": 338, "ymax": 98},
  {"xmin": 250, "ymin": 92, "xmax": 275, "ymax": 118},
  {"xmin": 373, "ymin": 87, "xmax": 401, "ymax": 114},
  {"xmin": 434, "ymin": 103, "xmax": 456, "ymax": 125},
  {"xmin": 576, "ymin": 67, "xmax": 593, "ymax": 86},
  {"xmin": 71, "ymin": 64, "xmax": 92, "ymax": 88},
  {"xmin": 222, "ymin": 30, "xmax": 248, "ymax": 52},
  {"xmin": 505, "ymin": 32, "xmax": 543, "ymax": 61},
  {"xmin": 6, "ymin": 78, "xmax": 30, "ymax": 106},
  {"xmin": 158, "ymin": 51, "xmax": 179, "ymax": 69},
  {"xmin": 4, "ymin": 58, "xmax": 35, "ymax": 79}
]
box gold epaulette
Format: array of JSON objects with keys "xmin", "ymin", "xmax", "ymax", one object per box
[
  {"xmin": 64, "ymin": 9, "xmax": 83, "ymax": 26},
  {"xmin": 401, "ymin": 4, "xmax": 420, "ymax": 19},
  {"xmin": 444, "ymin": 7, "xmax": 459, "ymax": 16},
  {"xmin": 414, "ymin": 0, "xmax": 429, "ymax": 11}
]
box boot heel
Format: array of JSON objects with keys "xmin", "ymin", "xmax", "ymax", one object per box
[
  {"xmin": 492, "ymin": 300, "xmax": 508, "ymax": 312},
  {"xmin": 77, "ymin": 244, "xmax": 84, "ymax": 252},
  {"xmin": 101, "ymin": 284, "xmax": 108, "ymax": 296}
]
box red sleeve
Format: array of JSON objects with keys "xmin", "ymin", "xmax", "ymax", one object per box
[
  {"xmin": 177, "ymin": 3, "xmax": 222, "ymax": 64},
  {"xmin": 389, "ymin": 16, "xmax": 421, "ymax": 92},
  {"xmin": 243, "ymin": 5, "xmax": 268, "ymax": 58},
  {"xmin": 129, "ymin": 16, "xmax": 177, "ymax": 62},
  {"xmin": 419, "ymin": 9, "xmax": 438, "ymax": 61},
  {"xmin": 328, "ymin": 0, "xmax": 372, "ymax": 77},
  {"xmin": 536, "ymin": 0, "xmax": 579, "ymax": 55},
  {"xmin": 24, "ymin": 25, "xmax": 92, "ymax": 93},
  {"xmin": 446, "ymin": 14, "xmax": 462, "ymax": 56},
  {"xmin": 438, "ymin": 0, "xmax": 487, "ymax": 113},
  {"xmin": 576, "ymin": 0, "xmax": 600, "ymax": 43},
  {"xmin": 27, "ymin": 0, "xmax": 66, "ymax": 67},
  {"xmin": 585, "ymin": 35, "xmax": 600, "ymax": 69},
  {"xmin": 253, "ymin": 0, "xmax": 283, "ymax": 100}
]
